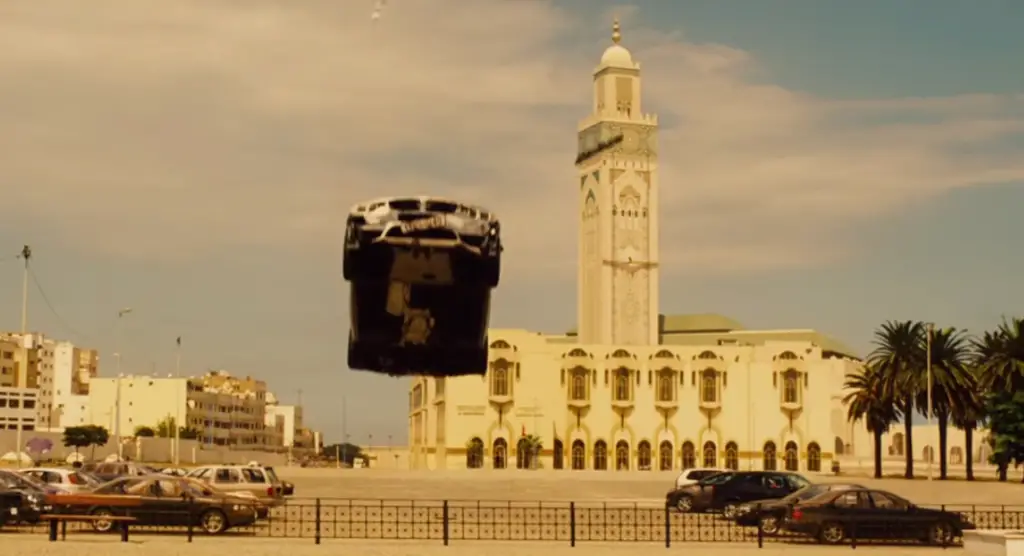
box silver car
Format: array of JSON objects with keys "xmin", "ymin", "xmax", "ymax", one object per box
[{"xmin": 21, "ymin": 467, "xmax": 100, "ymax": 494}]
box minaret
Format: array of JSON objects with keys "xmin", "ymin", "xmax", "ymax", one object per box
[{"xmin": 575, "ymin": 20, "xmax": 660, "ymax": 346}]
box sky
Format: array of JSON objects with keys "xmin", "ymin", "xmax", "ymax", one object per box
[{"xmin": 0, "ymin": 0, "xmax": 1021, "ymax": 444}]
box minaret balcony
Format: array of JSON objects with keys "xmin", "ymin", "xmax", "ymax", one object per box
[
  {"xmin": 655, "ymin": 398, "xmax": 678, "ymax": 410},
  {"xmin": 699, "ymin": 398, "xmax": 721, "ymax": 411},
  {"xmin": 567, "ymin": 397, "xmax": 590, "ymax": 410},
  {"xmin": 489, "ymin": 392, "xmax": 512, "ymax": 405},
  {"xmin": 611, "ymin": 397, "xmax": 634, "ymax": 410},
  {"xmin": 780, "ymin": 400, "xmax": 802, "ymax": 412}
]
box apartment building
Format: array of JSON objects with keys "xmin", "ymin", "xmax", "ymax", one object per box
[
  {"xmin": 0, "ymin": 339, "xmax": 16, "ymax": 388},
  {"xmin": 0, "ymin": 387, "xmax": 38, "ymax": 431}
]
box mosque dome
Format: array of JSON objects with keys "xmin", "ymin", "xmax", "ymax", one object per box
[{"xmin": 600, "ymin": 19, "xmax": 633, "ymax": 68}]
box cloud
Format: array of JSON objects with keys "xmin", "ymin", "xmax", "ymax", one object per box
[{"xmin": 0, "ymin": 0, "xmax": 1022, "ymax": 281}]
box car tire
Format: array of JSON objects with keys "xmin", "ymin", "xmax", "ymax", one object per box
[
  {"xmin": 758, "ymin": 515, "xmax": 780, "ymax": 536},
  {"xmin": 674, "ymin": 495, "xmax": 694, "ymax": 513},
  {"xmin": 818, "ymin": 522, "xmax": 846, "ymax": 544},
  {"xmin": 925, "ymin": 521, "xmax": 954, "ymax": 545},
  {"xmin": 199, "ymin": 509, "xmax": 228, "ymax": 535},
  {"xmin": 89, "ymin": 507, "xmax": 116, "ymax": 533}
]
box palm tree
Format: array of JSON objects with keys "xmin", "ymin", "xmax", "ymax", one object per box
[
  {"xmin": 952, "ymin": 383, "xmax": 985, "ymax": 481},
  {"xmin": 975, "ymin": 318, "xmax": 1024, "ymax": 392},
  {"xmin": 868, "ymin": 320, "xmax": 926, "ymax": 479},
  {"xmin": 916, "ymin": 327, "xmax": 974, "ymax": 480},
  {"xmin": 844, "ymin": 364, "xmax": 902, "ymax": 478}
]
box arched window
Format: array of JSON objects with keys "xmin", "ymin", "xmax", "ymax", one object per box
[
  {"xmin": 698, "ymin": 350, "xmax": 717, "ymax": 360},
  {"xmin": 493, "ymin": 438, "xmax": 507, "ymax": 469},
  {"xmin": 658, "ymin": 441, "xmax": 673, "ymax": 470},
  {"xmin": 553, "ymin": 439, "xmax": 564, "ymax": 469},
  {"xmin": 615, "ymin": 440, "xmax": 630, "ymax": 470},
  {"xmin": 516, "ymin": 437, "xmax": 533, "ymax": 469},
  {"xmin": 571, "ymin": 440, "xmax": 586, "ymax": 470},
  {"xmin": 950, "ymin": 446, "xmax": 963, "ymax": 465},
  {"xmin": 491, "ymin": 361, "xmax": 509, "ymax": 397},
  {"xmin": 701, "ymin": 370, "xmax": 717, "ymax": 403},
  {"xmin": 702, "ymin": 441, "xmax": 717, "ymax": 468},
  {"xmin": 613, "ymin": 369, "xmax": 631, "ymax": 401},
  {"xmin": 725, "ymin": 442, "xmax": 739, "ymax": 470},
  {"xmin": 490, "ymin": 340, "xmax": 512, "ymax": 349},
  {"xmin": 778, "ymin": 351, "xmax": 798, "ymax": 360},
  {"xmin": 923, "ymin": 445, "xmax": 934, "ymax": 463},
  {"xmin": 834, "ymin": 436, "xmax": 845, "ymax": 455},
  {"xmin": 657, "ymin": 371, "xmax": 673, "ymax": 401},
  {"xmin": 568, "ymin": 348, "xmax": 587, "ymax": 357},
  {"xmin": 783, "ymin": 370, "xmax": 799, "ymax": 403},
  {"xmin": 593, "ymin": 440, "xmax": 608, "ymax": 470},
  {"xmin": 637, "ymin": 441, "xmax": 652, "ymax": 470},
  {"xmin": 763, "ymin": 441, "xmax": 777, "ymax": 471},
  {"xmin": 784, "ymin": 441, "xmax": 799, "ymax": 471},
  {"xmin": 570, "ymin": 370, "xmax": 587, "ymax": 400},
  {"xmin": 681, "ymin": 441, "xmax": 696, "ymax": 469},
  {"xmin": 807, "ymin": 442, "xmax": 821, "ymax": 472},
  {"xmin": 466, "ymin": 437, "xmax": 484, "ymax": 469}
]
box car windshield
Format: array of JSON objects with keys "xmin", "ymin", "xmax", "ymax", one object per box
[
  {"xmin": 786, "ymin": 484, "xmax": 829, "ymax": 502},
  {"xmin": 0, "ymin": 470, "xmax": 47, "ymax": 491},
  {"xmin": 262, "ymin": 467, "xmax": 280, "ymax": 483},
  {"xmin": 697, "ymin": 472, "xmax": 734, "ymax": 485}
]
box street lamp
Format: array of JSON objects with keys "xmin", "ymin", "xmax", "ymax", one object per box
[
  {"xmin": 114, "ymin": 307, "xmax": 133, "ymax": 461},
  {"xmin": 926, "ymin": 322, "xmax": 934, "ymax": 481}
]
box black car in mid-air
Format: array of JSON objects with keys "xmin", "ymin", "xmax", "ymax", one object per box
[
  {"xmin": 343, "ymin": 196, "xmax": 502, "ymax": 377},
  {"xmin": 781, "ymin": 488, "xmax": 974, "ymax": 545},
  {"xmin": 734, "ymin": 482, "xmax": 865, "ymax": 535},
  {"xmin": 666, "ymin": 471, "xmax": 810, "ymax": 518}
]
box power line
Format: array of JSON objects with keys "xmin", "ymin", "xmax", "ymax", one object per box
[{"xmin": 28, "ymin": 266, "xmax": 90, "ymax": 342}]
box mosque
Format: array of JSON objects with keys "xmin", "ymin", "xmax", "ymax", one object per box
[{"xmin": 406, "ymin": 22, "xmax": 863, "ymax": 472}]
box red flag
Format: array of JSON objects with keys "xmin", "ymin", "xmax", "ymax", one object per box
[{"xmin": 521, "ymin": 425, "xmax": 526, "ymax": 437}]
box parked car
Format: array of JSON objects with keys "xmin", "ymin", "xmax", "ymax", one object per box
[
  {"xmin": 258, "ymin": 465, "xmax": 293, "ymax": 496},
  {"xmin": 160, "ymin": 467, "xmax": 189, "ymax": 477},
  {"xmin": 80, "ymin": 461, "xmax": 154, "ymax": 482},
  {"xmin": 675, "ymin": 468, "xmax": 727, "ymax": 489},
  {"xmin": 21, "ymin": 467, "xmax": 102, "ymax": 494},
  {"xmin": 667, "ymin": 471, "xmax": 810, "ymax": 518},
  {"xmin": 186, "ymin": 465, "xmax": 284, "ymax": 506},
  {"xmin": 181, "ymin": 477, "xmax": 269, "ymax": 519},
  {"xmin": 50, "ymin": 474, "xmax": 260, "ymax": 534},
  {"xmin": 734, "ymin": 482, "xmax": 866, "ymax": 535},
  {"xmin": 781, "ymin": 488, "xmax": 974, "ymax": 545},
  {"xmin": 343, "ymin": 196, "xmax": 502, "ymax": 377},
  {"xmin": 0, "ymin": 470, "xmax": 53, "ymax": 524}
]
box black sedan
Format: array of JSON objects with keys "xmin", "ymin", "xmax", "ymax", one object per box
[
  {"xmin": 734, "ymin": 482, "xmax": 865, "ymax": 535},
  {"xmin": 0, "ymin": 470, "xmax": 54, "ymax": 524},
  {"xmin": 781, "ymin": 488, "xmax": 974, "ymax": 545}
]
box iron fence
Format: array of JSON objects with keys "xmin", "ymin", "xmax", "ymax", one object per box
[{"xmin": 4, "ymin": 498, "xmax": 1022, "ymax": 547}]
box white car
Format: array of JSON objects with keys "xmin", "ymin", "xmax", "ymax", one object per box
[
  {"xmin": 21, "ymin": 467, "xmax": 100, "ymax": 494},
  {"xmin": 675, "ymin": 468, "xmax": 728, "ymax": 489},
  {"xmin": 342, "ymin": 196, "xmax": 502, "ymax": 377}
]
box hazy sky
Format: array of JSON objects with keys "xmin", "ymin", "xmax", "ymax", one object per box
[{"xmin": 0, "ymin": 1, "xmax": 1021, "ymax": 444}]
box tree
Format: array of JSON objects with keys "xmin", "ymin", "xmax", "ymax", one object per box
[
  {"xmin": 179, "ymin": 427, "xmax": 200, "ymax": 440},
  {"xmin": 323, "ymin": 442, "xmax": 366, "ymax": 467},
  {"xmin": 844, "ymin": 365, "xmax": 901, "ymax": 478},
  {"xmin": 62, "ymin": 426, "xmax": 92, "ymax": 457},
  {"xmin": 974, "ymin": 318, "xmax": 1024, "ymax": 481},
  {"xmin": 155, "ymin": 416, "xmax": 200, "ymax": 440},
  {"xmin": 868, "ymin": 320, "xmax": 926, "ymax": 479},
  {"xmin": 79, "ymin": 425, "xmax": 109, "ymax": 460},
  {"xmin": 982, "ymin": 391, "xmax": 1024, "ymax": 481},
  {"xmin": 917, "ymin": 327, "xmax": 974, "ymax": 480},
  {"xmin": 134, "ymin": 426, "xmax": 156, "ymax": 437}
]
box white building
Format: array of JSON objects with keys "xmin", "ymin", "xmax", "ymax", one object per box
[{"xmin": 0, "ymin": 387, "xmax": 39, "ymax": 432}]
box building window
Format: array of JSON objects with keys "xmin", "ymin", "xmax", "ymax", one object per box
[
  {"xmin": 784, "ymin": 441, "xmax": 799, "ymax": 471},
  {"xmin": 657, "ymin": 371, "xmax": 673, "ymax": 402},
  {"xmin": 593, "ymin": 440, "xmax": 608, "ymax": 470},
  {"xmin": 658, "ymin": 441, "xmax": 673, "ymax": 470},
  {"xmin": 725, "ymin": 442, "xmax": 739, "ymax": 470},
  {"xmin": 493, "ymin": 438, "xmax": 507, "ymax": 469},
  {"xmin": 763, "ymin": 441, "xmax": 777, "ymax": 471},
  {"xmin": 700, "ymin": 370, "xmax": 717, "ymax": 403},
  {"xmin": 637, "ymin": 441, "xmax": 652, "ymax": 470},
  {"xmin": 490, "ymin": 362, "xmax": 509, "ymax": 397},
  {"xmin": 615, "ymin": 440, "xmax": 630, "ymax": 470},
  {"xmin": 570, "ymin": 369, "xmax": 587, "ymax": 400},
  {"xmin": 681, "ymin": 441, "xmax": 696, "ymax": 469},
  {"xmin": 572, "ymin": 440, "xmax": 586, "ymax": 470},
  {"xmin": 702, "ymin": 441, "xmax": 717, "ymax": 468},
  {"xmin": 783, "ymin": 370, "xmax": 799, "ymax": 403},
  {"xmin": 613, "ymin": 369, "xmax": 630, "ymax": 401},
  {"xmin": 807, "ymin": 442, "xmax": 821, "ymax": 472}
]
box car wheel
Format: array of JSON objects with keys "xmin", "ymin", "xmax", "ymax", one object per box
[
  {"xmin": 758, "ymin": 515, "xmax": 780, "ymax": 535},
  {"xmin": 926, "ymin": 521, "xmax": 954, "ymax": 545},
  {"xmin": 722, "ymin": 503, "xmax": 740, "ymax": 520},
  {"xmin": 674, "ymin": 496, "xmax": 694, "ymax": 513},
  {"xmin": 90, "ymin": 507, "xmax": 116, "ymax": 533},
  {"xmin": 199, "ymin": 509, "xmax": 228, "ymax": 535},
  {"xmin": 818, "ymin": 522, "xmax": 846, "ymax": 544}
]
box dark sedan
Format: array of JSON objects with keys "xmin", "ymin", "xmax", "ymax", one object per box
[
  {"xmin": 781, "ymin": 488, "xmax": 974, "ymax": 545},
  {"xmin": 734, "ymin": 482, "xmax": 865, "ymax": 535},
  {"xmin": 0, "ymin": 469, "xmax": 54, "ymax": 523},
  {"xmin": 667, "ymin": 471, "xmax": 810, "ymax": 518},
  {"xmin": 49, "ymin": 474, "xmax": 260, "ymax": 534}
]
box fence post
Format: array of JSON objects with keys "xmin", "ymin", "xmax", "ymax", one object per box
[
  {"xmin": 664, "ymin": 503, "xmax": 670, "ymax": 548},
  {"xmin": 850, "ymin": 518, "xmax": 857, "ymax": 550},
  {"xmin": 442, "ymin": 500, "xmax": 449, "ymax": 546},
  {"xmin": 187, "ymin": 499, "xmax": 195, "ymax": 543},
  {"xmin": 569, "ymin": 502, "xmax": 576, "ymax": 547},
  {"xmin": 121, "ymin": 521, "xmax": 130, "ymax": 543},
  {"xmin": 315, "ymin": 498, "xmax": 321, "ymax": 545},
  {"xmin": 757, "ymin": 521, "xmax": 763, "ymax": 548},
  {"xmin": 48, "ymin": 518, "xmax": 58, "ymax": 542}
]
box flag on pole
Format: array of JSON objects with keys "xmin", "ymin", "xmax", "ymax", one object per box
[{"xmin": 521, "ymin": 424, "xmax": 526, "ymax": 437}]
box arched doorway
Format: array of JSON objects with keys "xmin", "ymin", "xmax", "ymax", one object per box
[
  {"xmin": 681, "ymin": 441, "xmax": 696, "ymax": 469},
  {"xmin": 638, "ymin": 441, "xmax": 652, "ymax": 470},
  {"xmin": 784, "ymin": 441, "xmax": 799, "ymax": 471},
  {"xmin": 516, "ymin": 437, "xmax": 532, "ymax": 469},
  {"xmin": 658, "ymin": 441, "xmax": 673, "ymax": 470},
  {"xmin": 493, "ymin": 438, "xmax": 507, "ymax": 469},
  {"xmin": 593, "ymin": 440, "xmax": 608, "ymax": 470},
  {"xmin": 571, "ymin": 440, "xmax": 585, "ymax": 470},
  {"xmin": 702, "ymin": 441, "xmax": 717, "ymax": 468},
  {"xmin": 466, "ymin": 437, "xmax": 484, "ymax": 469},
  {"xmin": 724, "ymin": 442, "xmax": 739, "ymax": 470},
  {"xmin": 807, "ymin": 442, "xmax": 821, "ymax": 471},
  {"xmin": 615, "ymin": 440, "xmax": 630, "ymax": 470},
  {"xmin": 553, "ymin": 439, "xmax": 564, "ymax": 469},
  {"xmin": 763, "ymin": 441, "xmax": 777, "ymax": 471}
]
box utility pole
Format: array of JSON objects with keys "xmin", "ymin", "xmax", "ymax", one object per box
[
  {"xmin": 926, "ymin": 322, "xmax": 934, "ymax": 481},
  {"xmin": 114, "ymin": 307, "xmax": 133, "ymax": 461},
  {"xmin": 15, "ymin": 246, "xmax": 31, "ymax": 467},
  {"xmin": 174, "ymin": 336, "xmax": 182, "ymax": 466},
  {"xmin": 341, "ymin": 396, "xmax": 348, "ymax": 467}
]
